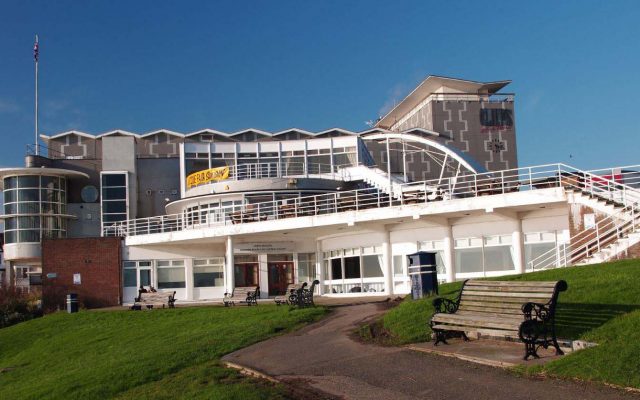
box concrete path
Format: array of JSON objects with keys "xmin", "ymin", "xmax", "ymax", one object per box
[{"xmin": 223, "ymin": 303, "xmax": 637, "ymax": 400}]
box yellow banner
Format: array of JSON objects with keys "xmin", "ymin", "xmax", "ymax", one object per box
[{"xmin": 186, "ymin": 166, "xmax": 230, "ymax": 188}]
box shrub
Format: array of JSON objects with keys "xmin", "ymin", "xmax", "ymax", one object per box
[{"xmin": 0, "ymin": 285, "xmax": 42, "ymax": 328}]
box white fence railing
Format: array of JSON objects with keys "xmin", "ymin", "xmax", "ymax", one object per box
[
  {"xmin": 186, "ymin": 162, "xmax": 343, "ymax": 190},
  {"xmin": 104, "ymin": 163, "xmax": 637, "ymax": 238},
  {"xmin": 527, "ymin": 166, "xmax": 640, "ymax": 270}
]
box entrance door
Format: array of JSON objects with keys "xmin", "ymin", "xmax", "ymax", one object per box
[
  {"xmin": 268, "ymin": 262, "xmax": 294, "ymax": 296},
  {"xmin": 139, "ymin": 267, "xmax": 152, "ymax": 288}
]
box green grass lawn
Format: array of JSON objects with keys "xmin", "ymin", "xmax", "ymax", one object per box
[
  {"xmin": 381, "ymin": 259, "xmax": 640, "ymax": 389},
  {"xmin": 0, "ymin": 305, "xmax": 328, "ymax": 400}
]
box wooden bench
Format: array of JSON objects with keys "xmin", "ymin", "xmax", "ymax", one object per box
[
  {"xmin": 133, "ymin": 290, "xmax": 176, "ymax": 309},
  {"xmin": 429, "ymin": 279, "xmax": 568, "ymax": 360},
  {"xmin": 224, "ymin": 286, "xmax": 260, "ymax": 306},
  {"xmin": 274, "ymin": 283, "xmax": 306, "ymax": 305}
]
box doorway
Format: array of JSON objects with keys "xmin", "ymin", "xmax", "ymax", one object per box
[{"xmin": 267, "ymin": 261, "xmax": 294, "ymax": 296}]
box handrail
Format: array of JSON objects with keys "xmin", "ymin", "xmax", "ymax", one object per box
[
  {"xmin": 186, "ymin": 162, "xmax": 344, "ymax": 190},
  {"xmin": 104, "ymin": 163, "xmax": 640, "ymax": 245},
  {"xmin": 526, "ymin": 166, "xmax": 640, "ymax": 270}
]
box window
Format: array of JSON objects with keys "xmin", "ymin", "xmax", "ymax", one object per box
[
  {"xmin": 331, "ymin": 258, "xmax": 342, "ymax": 279},
  {"xmin": 454, "ymin": 235, "xmax": 515, "ymax": 274},
  {"xmin": 193, "ymin": 258, "xmax": 224, "ymax": 288},
  {"xmin": 344, "ymin": 256, "xmax": 360, "ymax": 279},
  {"xmin": 525, "ymin": 231, "xmax": 558, "ymax": 269},
  {"xmin": 3, "ymin": 175, "xmax": 67, "ymax": 244},
  {"xmin": 480, "ymin": 108, "xmax": 513, "ymax": 128},
  {"xmin": 297, "ymin": 253, "xmax": 316, "ymax": 283},
  {"xmin": 157, "ymin": 260, "xmax": 185, "ymax": 289},
  {"xmin": 393, "ymin": 255, "xmax": 404, "ymax": 277},
  {"xmin": 362, "ymin": 255, "xmax": 383, "ymax": 278},
  {"xmin": 101, "ymin": 172, "xmax": 128, "ymax": 232}
]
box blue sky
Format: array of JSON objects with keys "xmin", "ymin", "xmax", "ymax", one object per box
[{"xmin": 1, "ymin": 1, "xmax": 639, "ymax": 169}]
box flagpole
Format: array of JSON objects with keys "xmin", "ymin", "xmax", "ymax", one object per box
[{"xmin": 34, "ymin": 34, "xmax": 39, "ymax": 156}]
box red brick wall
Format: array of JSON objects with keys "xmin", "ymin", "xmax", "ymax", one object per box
[{"xmin": 42, "ymin": 237, "xmax": 122, "ymax": 310}]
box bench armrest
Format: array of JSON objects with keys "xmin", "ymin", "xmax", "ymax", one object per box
[
  {"xmin": 522, "ymin": 302, "xmax": 551, "ymax": 321},
  {"xmin": 433, "ymin": 298, "xmax": 458, "ymax": 314}
]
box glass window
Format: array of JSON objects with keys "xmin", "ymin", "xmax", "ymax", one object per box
[
  {"xmin": 297, "ymin": 253, "xmax": 316, "ymax": 283},
  {"xmin": 344, "ymin": 256, "xmax": 360, "ymax": 279},
  {"xmin": 18, "ymin": 176, "xmax": 39, "ymax": 188},
  {"xmin": 102, "ymin": 174, "xmax": 126, "ymax": 187},
  {"xmin": 157, "ymin": 267, "xmax": 186, "ymax": 289},
  {"xmin": 194, "ymin": 265, "xmax": 224, "ymax": 287},
  {"xmin": 362, "ymin": 255, "xmax": 383, "ymax": 278},
  {"xmin": 455, "ymin": 248, "xmax": 484, "ymax": 273},
  {"xmin": 483, "ymin": 245, "xmax": 514, "ymax": 272},
  {"xmin": 123, "ymin": 269, "xmax": 137, "ymax": 287},
  {"xmin": 393, "ymin": 255, "xmax": 404, "ymax": 276},
  {"xmin": 331, "ymin": 258, "xmax": 342, "ymax": 280}
]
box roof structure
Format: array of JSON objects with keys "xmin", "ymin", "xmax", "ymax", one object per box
[{"xmin": 376, "ymin": 76, "xmax": 511, "ymax": 129}]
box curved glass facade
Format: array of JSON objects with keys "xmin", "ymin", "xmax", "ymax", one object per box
[{"xmin": 3, "ymin": 175, "xmax": 67, "ymax": 244}]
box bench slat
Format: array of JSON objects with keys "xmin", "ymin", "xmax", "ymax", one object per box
[
  {"xmin": 458, "ymin": 305, "xmax": 524, "ymax": 315},
  {"xmin": 461, "ymin": 295, "xmax": 545, "ymax": 304},
  {"xmin": 432, "ymin": 314, "xmax": 521, "ymax": 330},
  {"xmin": 459, "ymin": 300, "xmax": 524, "ymax": 309},
  {"xmin": 463, "ymin": 285, "xmax": 556, "ymax": 293},
  {"xmin": 455, "ymin": 310, "xmax": 525, "ymax": 320},
  {"xmin": 431, "ymin": 324, "xmax": 519, "ymax": 338},
  {"xmin": 466, "ymin": 280, "xmax": 558, "ymax": 287},
  {"xmin": 462, "ymin": 290, "xmax": 553, "ymax": 299}
]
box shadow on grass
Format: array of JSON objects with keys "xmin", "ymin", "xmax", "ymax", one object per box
[{"xmin": 555, "ymin": 303, "xmax": 639, "ymax": 339}]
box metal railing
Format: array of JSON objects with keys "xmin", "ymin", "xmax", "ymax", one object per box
[
  {"xmin": 104, "ymin": 163, "xmax": 630, "ymax": 238},
  {"xmin": 186, "ymin": 162, "xmax": 344, "ymax": 190},
  {"xmin": 527, "ymin": 167, "xmax": 640, "ymax": 270}
]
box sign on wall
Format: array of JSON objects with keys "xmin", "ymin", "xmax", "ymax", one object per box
[
  {"xmin": 73, "ymin": 273, "xmax": 81, "ymax": 285},
  {"xmin": 186, "ymin": 166, "xmax": 230, "ymax": 188},
  {"xmin": 235, "ymin": 242, "xmax": 295, "ymax": 254},
  {"xmin": 584, "ymin": 214, "xmax": 596, "ymax": 229}
]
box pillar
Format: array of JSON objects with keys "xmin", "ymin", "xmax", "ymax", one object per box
[
  {"xmin": 316, "ymin": 240, "xmax": 324, "ymax": 295},
  {"xmin": 225, "ymin": 236, "xmax": 234, "ymax": 293},
  {"xmin": 184, "ymin": 258, "xmax": 194, "ymax": 301},
  {"xmin": 444, "ymin": 225, "xmax": 455, "ymax": 283},
  {"xmin": 513, "ymin": 219, "xmax": 526, "ymax": 274},
  {"xmin": 383, "ymin": 230, "xmax": 394, "ymax": 296}
]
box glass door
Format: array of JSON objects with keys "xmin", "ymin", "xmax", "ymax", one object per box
[{"xmin": 267, "ymin": 262, "xmax": 294, "ymax": 296}]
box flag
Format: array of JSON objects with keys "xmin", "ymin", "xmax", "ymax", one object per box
[{"xmin": 33, "ymin": 37, "xmax": 39, "ymax": 62}]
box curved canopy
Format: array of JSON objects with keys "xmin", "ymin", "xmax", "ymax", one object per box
[{"xmin": 360, "ymin": 132, "xmax": 486, "ymax": 175}]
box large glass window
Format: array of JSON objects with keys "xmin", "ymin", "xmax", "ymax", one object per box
[
  {"xmin": 297, "ymin": 253, "xmax": 316, "ymax": 283},
  {"xmin": 525, "ymin": 232, "xmax": 558, "ymax": 270},
  {"xmin": 362, "ymin": 255, "xmax": 383, "ymax": 278},
  {"xmin": 156, "ymin": 260, "xmax": 186, "ymax": 289},
  {"xmin": 101, "ymin": 172, "xmax": 128, "ymax": 232},
  {"xmin": 455, "ymin": 235, "xmax": 515, "ymax": 274},
  {"xmin": 2, "ymin": 174, "xmax": 67, "ymax": 244},
  {"xmin": 344, "ymin": 256, "xmax": 360, "ymax": 279},
  {"xmin": 193, "ymin": 258, "xmax": 224, "ymax": 288}
]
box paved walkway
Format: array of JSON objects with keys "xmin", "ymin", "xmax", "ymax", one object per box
[{"xmin": 223, "ymin": 303, "xmax": 637, "ymax": 400}]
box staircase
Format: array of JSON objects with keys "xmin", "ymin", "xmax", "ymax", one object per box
[
  {"xmin": 339, "ymin": 165, "xmax": 407, "ymax": 199},
  {"xmin": 529, "ymin": 167, "xmax": 640, "ymax": 270}
]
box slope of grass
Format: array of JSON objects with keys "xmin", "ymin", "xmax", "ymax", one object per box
[
  {"xmin": 0, "ymin": 305, "xmax": 328, "ymax": 400},
  {"xmin": 381, "ymin": 259, "xmax": 640, "ymax": 388}
]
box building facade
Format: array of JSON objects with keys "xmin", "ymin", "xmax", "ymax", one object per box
[{"xmin": 3, "ymin": 76, "xmax": 638, "ymax": 306}]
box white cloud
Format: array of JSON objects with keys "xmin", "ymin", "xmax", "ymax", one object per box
[{"xmin": 378, "ymin": 83, "xmax": 408, "ymax": 118}]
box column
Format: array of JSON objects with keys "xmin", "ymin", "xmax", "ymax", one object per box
[
  {"xmin": 225, "ymin": 236, "xmax": 234, "ymax": 293},
  {"xmin": 5, "ymin": 262, "xmax": 13, "ymax": 287},
  {"xmin": 382, "ymin": 230, "xmax": 394, "ymax": 296},
  {"xmin": 513, "ymin": 220, "xmax": 526, "ymax": 274},
  {"xmin": 444, "ymin": 225, "xmax": 455, "ymax": 283},
  {"xmin": 316, "ymin": 240, "xmax": 324, "ymax": 295},
  {"xmin": 184, "ymin": 258, "xmax": 194, "ymax": 301}
]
